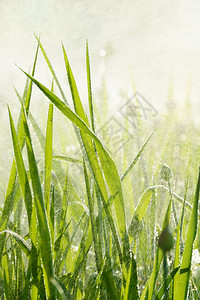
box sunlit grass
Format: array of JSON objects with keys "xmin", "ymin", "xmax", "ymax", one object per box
[{"xmin": 0, "ymin": 37, "xmax": 199, "ymax": 299}]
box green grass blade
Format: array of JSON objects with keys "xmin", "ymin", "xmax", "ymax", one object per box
[
  {"xmin": 121, "ymin": 132, "xmax": 154, "ymax": 182},
  {"xmin": 62, "ymin": 44, "xmax": 90, "ymax": 126},
  {"xmin": 22, "ymin": 106, "xmax": 55, "ymax": 299},
  {"xmin": 83, "ymin": 161, "xmax": 102, "ymax": 272},
  {"xmin": 123, "ymin": 252, "xmax": 139, "ymax": 300},
  {"xmin": 0, "ymin": 42, "xmax": 39, "ymax": 232},
  {"xmin": 51, "ymin": 276, "xmax": 74, "ymax": 300},
  {"xmin": 86, "ymin": 39, "xmax": 95, "ymax": 132},
  {"xmin": 141, "ymin": 197, "xmax": 173, "ymax": 299},
  {"xmin": 61, "ymin": 47, "xmax": 129, "ymax": 260},
  {"xmin": 102, "ymin": 263, "xmax": 120, "ymax": 300},
  {"xmin": 7, "ymin": 106, "xmax": 33, "ymax": 231},
  {"xmin": 35, "ymin": 35, "xmax": 68, "ymax": 104},
  {"xmin": 52, "ymin": 155, "xmax": 82, "ymax": 164},
  {"xmin": 28, "ymin": 112, "xmax": 45, "ymax": 151},
  {"xmin": 174, "ymin": 168, "xmax": 200, "ymax": 299},
  {"xmin": 45, "ymin": 102, "xmax": 53, "ymax": 216},
  {"xmin": 140, "ymin": 248, "xmax": 163, "ymax": 300},
  {"xmin": 128, "ymin": 187, "xmax": 154, "ymax": 237}
]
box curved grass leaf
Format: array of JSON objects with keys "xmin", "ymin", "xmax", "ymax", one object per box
[
  {"xmin": 128, "ymin": 187, "xmax": 154, "ymax": 237},
  {"xmin": 0, "ymin": 230, "xmax": 31, "ymax": 257}
]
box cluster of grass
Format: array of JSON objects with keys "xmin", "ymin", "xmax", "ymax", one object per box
[{"xmin": 0, "ymin": 37, "xmax": 200, "ymax": 299}]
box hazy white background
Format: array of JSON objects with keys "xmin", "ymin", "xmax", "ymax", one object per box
[{"xmin": 0, "ymin": 0, "xmax": 200, "ymax": 184}]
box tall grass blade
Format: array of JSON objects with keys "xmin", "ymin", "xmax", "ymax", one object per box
[
  {"xmin": 141, "ymin": 197, "xmax": 172, "ymax": 299},
  {"xmin": 7, "ymin": 106, "xmax": 33, "ymax": 232},
  {"xmin": 45, "ymin": 102, "xmax": 53, "ymax": 216},
  {"xmin": 86, "ymin": 39, "xmax": 95, "ymax": 132},
  {"xmin": 52, "ymin": 155, "xmax": 82, "ymax": 164},
  {"xmin": 83, "ymin": 161, "xmax": 102, "ymax": 271},
  {"xmin": 174, "ymin": 168, "xmax": 200, "ymax": 299},
  {"xmin": 0, "ymin": 42, "xmax": 39, "ymax": 232},
  {"xmin": 51, "ymin": 276, "xmax": 74, "ymax": 300},
  {"xmin": 22, "ymin": 106, "xmax": 55, "ymax": 299},
  {"xmin": 63, "ymin": 46, "xmax": 128, "ymax": 258},
  {"xmin": 102, "ymin": 263, "xmax": 120, "ymax": 300},
  {"xmin": 121, "ymin": 132, "xmax": 154, "ymax": 182},
  {"xmin": 34, "ymin": 35, "xmax": 68, "ymax": 104},
  {"xmin": 123, "ymin": 252, "xmax": 139, "ymax": 300}
]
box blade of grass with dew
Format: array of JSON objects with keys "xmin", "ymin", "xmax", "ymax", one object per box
[
  {"xmin": 174, "ymin": 167, "xmax": 200, "ymax": 299},
  {"xmin": 44, "ymin": 102, "xmax": 53, "ymax": 217},
  {"xmin": 62, "ymin": 44, "xmax": 108, "ymax": 201},
  {"xmin": 102, "ymin": 131, "xmax": 154, "ymax": 215},
  {"xmin": 83, "ymin": 161, "xmax": 102, "ymax": 272},
  {"xmin": 59, "ymin": 212, "xmax": 86, "ymax": 274},
  {"xmin": 51, "ymin": 276, "xmax": 74, "ymax": 300},
  {"xmin": 54, "ymin": 174, "xmax": 70, "ymax": 275},
  {"xmin": 173, "ymin": 222, "xmax": 181, "ymax": 293},
  {"xmin": 22, "ymin": 258, "xmax": 32, "ymax": 300},
  {"xmin": 67, "ymin": 216, "xmax": 90, "ymax": 291},
  {"xmin": 22, "ymin": 106, "xmax": 55, "ymax": 299},
  {"xmin": 173, "ymin": 182, "xmax": 188, "ymax": 295},
  {"xmin": 0, "ymin": 42, "xmax": 39, "ymax": 264},
  {"xmin": 141, "ymin": 197, "xmax": 172, "ymax": 300},
  {"xmin": 102, "ymin": 262, "xmax": 120, "ymax": 300},
  {"xmin": 86, "ymin": 39, "xmax": 95, "ymax": 132},
  {"xmin": 7, "ymin": 106, "xmax": 33, "ymax": 236},
  {"xmin": 121, "ymin": 132, "xmax": 154, "ymax": 182},
  {"xmin": 52, "ymin": 155, "xmax": 82, "ymax": 164},
  {"xmin": 8, "ymin": 104, "xmax": 38, "ymax": 251},
  {"xmin": 34, "ymin": 34, "xmax": 68, "ymax": 105},
  {"xmin": 128, "ymin": 187, "xmax": 154, "ymax": 237},
  {"xmin": 2, "ymin": 255, "xmax": 9, "ymax": 299},
  {"xmin": 123, "ymin": 252, "xmax": 139, "ymax": 300},
  {"xmin": 50, "ymin": 186, "xmax": 55, "ymax": 253},
  {"xmin": 62, "ymin": 46, "xmax": 128, "ymax": 261}
]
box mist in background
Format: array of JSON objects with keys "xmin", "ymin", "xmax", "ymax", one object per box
[{"xmin": 1, "ymin": 0, "xmax": 200, "ymax": 185}]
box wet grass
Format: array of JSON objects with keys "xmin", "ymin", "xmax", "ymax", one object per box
[{"xmin": 0, "ymin": 38, "xmax": 200, "ymax": 299}]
